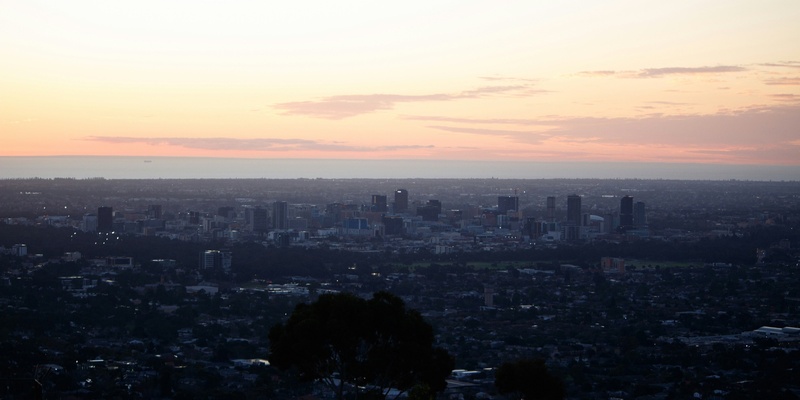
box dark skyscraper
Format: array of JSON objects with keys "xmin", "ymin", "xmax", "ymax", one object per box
[
  {"xmin": 371, "ymin": 194, "xmax": 388, "ymax": 212},
  {"xmin": 417, "ymin": 199, "xmax": 441, "ymax": 221},
  {"xmin": 524, "ymin": 217, "xmax": 542, "ymax": 239},
  {"xmin": 247, "ymin": 207, "xmax": 268, "ymax": 233},
  {"xmin": 634, "ymin": 201, "xmax": 647, "ymax": 227},
  {"xmin": 382, "ymin": 215, "xmax": 404, "ymax": 235},
  {"xmin": 217, "ymin": 206, "xmax": 235, "ymax": 219},
  {"xmin": 97, "ymin": 206, "xmax": 113, "ymax": 232},
  {"xmin": 147, "ymin": 204, "xmax": 162, "ymax": 219},
  {"xmin": 394, "ymin": 189, "xmax": 408, "ymax": 213},
  {"xmin": 188, "ymin": 211, "xmax": 201, "ymax": 225},
  {"xmin": 620, "ymin": 195, "xmax": 634, "ymax": 230},
  {"xmin": 566, "ymin": 195, "xmax": 581, "ymax": 226},
  {"xmin": 273, "ymin": 201, "xmax": 288, "ymax": 230},
  {"xmin": 497, "ymin": 196, "xmax": 519, "ymax": 214},
  {"xmin": 546, "ymin": 196, "xmax": 556, "ymax": 221}
]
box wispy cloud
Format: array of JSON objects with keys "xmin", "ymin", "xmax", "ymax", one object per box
[
  {"xmin": 546, "ymin": 105, "xmax": 800, "ymax": 151},
  {"xmin": 83, "ymin": 136, "xmax": 434, "ymax": 153},
  {"xmin": 638, "ymin": 66, "xmax": 746, "ymax": 77},
  {"xmin": 687, "ymin": 145, "xmax": 800, "ymax": 163},
  {"xmin": 410, "ymin": 105, "xmax": 800, "ymax": 155},
  {"xmin": 769, "ymin": 93, "xmax": 800, "ymax": 102},
  {"xmin": 403, "ymin": 115, "xmax": 556, "ymax": 126},
  {"xmin": 273, "ymin": 94, "xmax": 450, "ymax": 119},
  {"xmin": 646, "ymin": 101, "xmax": 692, "ymax": 105},
  {"xmin": 273, "ymin": 85, "xmax": 535, "ymax": 119},
  {"xmin": 577, "ymin": 70, "xmax": 621, "ymax": 77},
  {"xmin": 761, "ymin": 61, "xmax": 800, "ymax": 69},
  {"xmin": 764, "ymin": 77, "xmax": 800, "ymax": 85},
  {"xmin": 459, "ymin": 85, "xmax": 529, "ymax": 96},
  {"xmin": 578, "ymin": 65, "xmax": 747, "ymax": 78},
  {"xmin": 478, "ymin": 76, "xmax": 537, "ymax": 83}
]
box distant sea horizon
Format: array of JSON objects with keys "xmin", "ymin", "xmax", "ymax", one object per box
[{"xmin": 1, "ymin": 156, "xmax": 798, "ymax": 181}]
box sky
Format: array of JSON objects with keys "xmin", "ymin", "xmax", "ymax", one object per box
[{"xmin": 2, "ymin": 1, "xmax": 799, "ymax": 167}]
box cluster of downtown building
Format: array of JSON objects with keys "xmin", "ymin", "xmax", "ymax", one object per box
[{"xmin": 71, "ymin": 189, "xmax": 648, "ymax": 254}]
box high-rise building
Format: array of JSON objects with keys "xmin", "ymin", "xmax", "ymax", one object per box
[
  {"xmin": 619, "ymin": 196, "xmax": 634, "ymax": 230},
  {"xmin": 371, "ymin": 195, "xmax": 388, "ymax": 212},
  {"xmin": 147, "ymin": 204, "xmax": 162, "ymax": 219},
  {"xmin": 97, "ymin": 206, "xmax": 113, "ymax": 232},
  {"xmin": 546, "ymin": 196, "xmax": 556, "ymax": 221},
  {"xmin": 246, "ymin": 207, "xmax": 268, "ymax": 233},
  {"xmin": 217, "ymin": 206, "xmax": 235, "ymax": 219},
  {"xmin": 497, "ymin": 196, "xmax": 519, "ymax": 215},
  {"xmin": 633, "ymin": 201, "xmax": 647, "ymax": 227},
  {"xmin": 323, "ymin": 203, "xmax": 344, "ymax": 228},
  {"xmin": 200, "ymin": 249, "xmax": 232, "ymax": 272},
  {"xmin": 382, "ymin": 215, "xmax": 404, "ymax": 235},
  {"xmin": 417, "ymin": 200, "xmax": 441, "ymax": 221},
  {"xmin": 272, "ymin": 201, "xmax": 288, "ymax": 230},
  {"xmin": 604, "ymin": 212, "xmax": 616, "ymax": 234},
  {"xmin": 524, "ymin": 217, "xmax": 543, "ymax": 239},
  {"xmin": 394, "ymin": 189, "xmax": 409, "ymax": 213},
  {"xmin": 566, "ymin": 195, "xmax": 581, "ymax": 226},
  {"xmin": 82, "ymin": 213, "xmax": 98, "ymax": 232},
  {"xmin": 188, "ymin": 211, "xmax": 201, "ymax": 225}
]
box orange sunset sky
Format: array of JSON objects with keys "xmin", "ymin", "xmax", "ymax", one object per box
[{"xmin": 2, "ymin": 1, "xmax": 799, "ymax": 165}]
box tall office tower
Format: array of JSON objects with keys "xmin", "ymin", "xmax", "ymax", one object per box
[
  {"xmin": 323, "ymin": 203, "xmax": 344, "ymax": 228},
  {"xmin": 497, "ymin": 196, "xmax": 519, "ymax": 214},
  {"xmin": 272, "ymin": 201, "xmax": 288, "ymax": 230},
  {"xmin": 97, "ymin": 206, "xmax": 113, "ymax": 232},
  {"xmin": 394, "ymin": 189, "xmax": 409, "ymax": 213},
  {"xmin": 619, "ymin": 195, "xmax": 634, "ymax": 230},
  {"xmin": 147, "ymin": 204, "xmax": 162, "ymax": 219},
  {"xmin": 428, "ymin": 199, "xmax": 442, "ymax": 214},
  {"xmin": 546, "ymin": 196, "xmax": 556, "ymax": 221},
  {"xmin": 416, "ymin": 199, "xmax": 441, "ymax": 221},
  {"xmin": 83, "ymin": 213, "xmax": 98, "ymax": 232},
  {"xmin": 247, "ymin": 207, "xmax": 269, "ymax": 233},
  {"xmin": 566, "ymin": 195, "xmax": 582, "ymax": 226},
  {"xmin": 604, "ymin": 212, "xmax": 616, "ymax": 234},
  {"xmin": 188, "ymin": 211, "xmax": 201, "ymax": 225},
  {"xmin": 524, "ymin": 217, "xmax": 542, "ymax": 239},
  {"xmin": 633, "ymin": 201, "xmax": 647, "ymax": 227},
  {"xmin": 371, "ymin": 195, "xmax": 388, "ymax": 212},
  {"xmin": 217, "ymin": 206, "xmax": 235, "ymax": 219},
  {"xmin": 382, "ymin": 215, "xmax": 404, "ymax": 235}
]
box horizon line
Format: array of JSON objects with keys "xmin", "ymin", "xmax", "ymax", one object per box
[{"xmin": 3, "ymin": 155, "xmax": 799, "ymax": 168}]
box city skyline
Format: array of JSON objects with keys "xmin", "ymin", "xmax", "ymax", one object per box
[{"xmin": 2, "ymin": 1, "xmax": 799, "ymax": 172}]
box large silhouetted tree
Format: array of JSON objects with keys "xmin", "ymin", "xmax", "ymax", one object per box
[
  {"xmin": 268, "ymin": 291, "xmax": 454, "ymax": 400},
  {"xmin": 495, "ymin": 358, "xmax": 565, "ymax": 400}
]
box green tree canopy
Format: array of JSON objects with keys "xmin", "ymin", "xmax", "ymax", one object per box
[
  {"xmin": 268, "ymin": 291, "xmax": 454, "ymax": 400},
  {"xmin": 495, "ymin": 358, "xmax": 565, "ymax": 400}
]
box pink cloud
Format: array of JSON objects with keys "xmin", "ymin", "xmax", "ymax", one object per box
[
  {"xmin": 764, "ymin": 77, "xmax": 800, "ymax": 85},
  {"xmin": 769, "ymin": 94, "xmax": 800, "ymax": 102},
  {"xmin": 410, "ymin": 105, "xmax": 800, "ymax": 152},
  {"xmin": 638, "ymin": 66, "xmax": 746, "ymax": 77},
  {"xmin": 273, "ymin": 85, "xmax": 533, "ymax": 119},
  {"xmin": 578, "ymin": 65, "xmax": 747, "ymax": 78},
  {"xmin": 761, "ymin": 61, "xmax": 800, "ymax": 69},
  {"xmin": 83, "ymin": 136, "xmax": 434, "ymax": 153}
]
